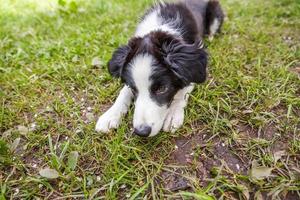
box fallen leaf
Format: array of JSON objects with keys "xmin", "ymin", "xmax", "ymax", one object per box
[
  {"xmin": 10, "ymin": 138, "xmax": 21, "ymax": 152},
  {"xmin": 273, "ymin": 151, "xmax": 285, "ymax": 162},
  {"xmin": 250, "ymin": 161, "xmax": 273, "ymax": 180},
  {"xmin": 86, "ymin": 112, "xmax": 95, "ymax": 122},
  {"xmin": 72, "ymin": 55, "xmax": 79, "ymax": 63},
  {"xmin": 67, "ymin": 151, "xmax": 79, "ymax": 171},
  {"xmin": 91, "ymin": 57, "xmax": 102, "ymax": 67},
  {"xmin": 17, "ymin": 125, "xmax": 29, "ymax": 135},
  {"xmin": 242, "ymin": 109, "xmax": 253, "ymax": 114},
  {"xmin": 39, "ymin": 168, "xmax": 59, "ymax": 179},
  {"xmin": 2, "ymin": 129, "xmax": 13, "ymax": 138}
]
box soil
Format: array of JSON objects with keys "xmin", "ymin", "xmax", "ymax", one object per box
[{"xmin": 159, "ymin": 120, "xmax": 298, "ymax": 199}]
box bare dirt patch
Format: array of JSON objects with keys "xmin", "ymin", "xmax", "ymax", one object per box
[
  {"xmin": 161, "ymin": 117, "xmax": 298, "ymax": 198},
  {"xmin": 167, "ymin": 134, "xmax": 203, "ymax": 165},
  {"xmin": 236, "ymin": 123, "xmax": 258, "ymax": 138},
  {"xmin": 161, "ymin": 133, "xmax": 249, "ymax": 191},
  {"xmin": 160, "ymin": 169, "xmax": 191, "ymax": 192},
  {"xmin": 289, "ymin": 65, "xmax": 300, "ymax": 76}
]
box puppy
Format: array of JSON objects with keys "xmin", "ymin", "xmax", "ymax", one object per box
[{"xmin": 96, "ymin": 0, "xmax": 224, "ymax": 137}]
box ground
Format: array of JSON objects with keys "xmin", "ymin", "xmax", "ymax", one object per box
[{"xmin": 0, "ymin": 0, "xmax": 299, "ymax": 199}]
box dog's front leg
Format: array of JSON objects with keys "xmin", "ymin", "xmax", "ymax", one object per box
[
  {"xmin": 96, "ymin": 86, "xmax": 133, "ymax": 133},
  {"xmin": 163, "ymin": 84, "xmax": 195, "ymax": 133}
]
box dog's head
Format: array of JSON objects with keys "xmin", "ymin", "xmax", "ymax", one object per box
[{"xmin": 108, "ymin": 31, "xmax": 207, "ymax": 137}]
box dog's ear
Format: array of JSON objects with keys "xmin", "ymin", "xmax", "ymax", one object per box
[
  {"xmin": 108, "ymin": 45, "xmax": 131, "ymax": 78},
  {"xmin": 162, "ymin": 40, "xmax": 208, "ymax": 84}
]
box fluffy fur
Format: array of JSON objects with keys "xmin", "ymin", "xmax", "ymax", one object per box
[{"xmin": 96, "ymin": 0, "xmax": 224, "ymax": 137}]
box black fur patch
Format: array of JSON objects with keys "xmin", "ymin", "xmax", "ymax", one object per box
[
  {"xmin": 110, "ymin": 31, "xmax": 207, "ymax": 105},
  {"xmin": 159, "ymin": 3, "xmax": 199, "ymax": 44},
  {"xmin": 108, "ymin": 45, "xmax": 131, "ymax": 77}
]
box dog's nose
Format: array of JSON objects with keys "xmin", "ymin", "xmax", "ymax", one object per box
[{"xmin": 134, "ymin": 125, "xmax": 152, "ymax": 137}]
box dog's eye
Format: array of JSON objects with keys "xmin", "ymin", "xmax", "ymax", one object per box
[{"xmin": 154, "ymin": 85, "xmax": 168, "ymax": 95}]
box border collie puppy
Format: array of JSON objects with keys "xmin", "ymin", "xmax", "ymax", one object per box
[{"xmin": 96, "ymin": 0, "xmax": 224, "ymax": 137}]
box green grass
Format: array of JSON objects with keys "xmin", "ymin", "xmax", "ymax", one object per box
[{"xmin": 0, "ymin": 0, "xmax": 299, "ymax": 199}]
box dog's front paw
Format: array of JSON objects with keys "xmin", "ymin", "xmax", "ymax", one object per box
[
  {"xmin": 163, "ymin": 107, "xmax": 184, "ymax": 133},
  {"xmin": 95, "ymin": 110, "xmax": 122, "ymax": 133}
]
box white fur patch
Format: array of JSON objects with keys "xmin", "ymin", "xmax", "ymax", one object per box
[
  {"xmin": 131, "ymin": 54, "xmax": 152, "ymax": 94},
  {"xmin": 163, "ymin": 84, "xmax": 194, "ymax": 132},
  {"xmin": 135, "ymin": 8, "xmax": 180, "ymax": 37},
  {"xmin": 209, "ymin": 18, "xmax": 220, "ymax": 36},
  {"xmin": 130, "ymin": 54, "xmax": 168, "ymax": 137},
  {"xmin": 163, "ymin": 106, "xmax": 185, "ymax": 133},
  {"xmin": 95, "ymin": 86, "xmax": 133, "ymax": 132}
]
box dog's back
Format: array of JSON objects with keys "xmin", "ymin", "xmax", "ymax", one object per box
[
  {"xmin": 139, "ymin": 0, "xmax": 224, "ymax": 43},
  {"xmin": 183, "ymin": 0, "xmax": 224, "ymax": 37}
]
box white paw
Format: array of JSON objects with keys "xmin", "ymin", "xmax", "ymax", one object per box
[
  {"xmin": 95, "ymin": 110, "xmax": 122, "ymax": 133},
  {"xmin": 163, "ymin": 107, "xmax": 184, "ymax": 133}
]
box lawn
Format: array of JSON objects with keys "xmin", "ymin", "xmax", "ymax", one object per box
[{"xmin": 0, "ymin": 0, "xmax": 299, "ymax": 199}]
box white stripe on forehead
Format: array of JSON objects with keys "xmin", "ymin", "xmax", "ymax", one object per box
[
  {"xmin": 131, "ymin": 54, "xmax": 168, "ymax": 137},
  {"xmin": 130, "ymin": 54, "xmax": 153, "ymax": 94}
]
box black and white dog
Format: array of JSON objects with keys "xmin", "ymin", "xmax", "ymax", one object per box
[{"xmin": 96, "ymin": 0, "xmax": 224, "ymax": 137}]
